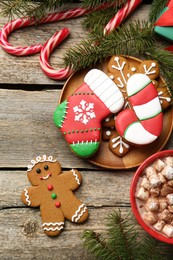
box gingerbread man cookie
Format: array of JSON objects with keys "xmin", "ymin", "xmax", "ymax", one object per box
[{"xmin": 21, "ymin": 155, "xmax": 89, "ymax": 236}]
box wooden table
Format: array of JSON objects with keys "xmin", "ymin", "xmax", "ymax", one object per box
[{"xmin": 0, "ymin": 3, "xmax": 173, "ymax": 259}]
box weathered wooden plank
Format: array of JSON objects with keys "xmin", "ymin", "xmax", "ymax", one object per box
[
  {"xmin": 0, "ymin": 4, "xmax": 150, "ymax": 85},
  {"xmin": 0, "ymin": 207, "xmax": 138, "ymax": 260},
  {"xmin": 0, "ymin": 170, "xmax": 133, "ymax": 209},
  {"xmin": 0, "ymin": 88, "xmax": 173, "ymax": 168}
]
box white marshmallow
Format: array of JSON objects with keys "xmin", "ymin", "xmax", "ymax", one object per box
[
  {"xmin": 153, "ymin": 159, "xmax": 166, "ymax": 172},
  {"xmin": 136, "ymin": 187, "xmax": 149, "ymax": 201},
  {"xmin": 162, "ymin": 165, "xmax": 173, "ymax": 180},
  {"xmin": 153, "ymin": 220, "xmax": 165, "ymax": 232},
  {"xmin": 162, "ymin": 224, "xmax": 173, "ymax": 237},
  {"xmin": 166, "ymin": 194, "xmax": 173, "ymax": 205}
]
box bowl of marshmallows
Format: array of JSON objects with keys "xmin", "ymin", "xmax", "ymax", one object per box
[{"xmin": 130, "ymin": 150, "xmax": 173, "ymax": 244}]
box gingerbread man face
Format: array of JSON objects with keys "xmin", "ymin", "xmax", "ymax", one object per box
[
  {"xmin": 21, "ymin": 155, "xmax": 89, "ymax": 236},
  {"xmin": 27, "ymin": 156, "xmax": 61, "ymax": 185}
]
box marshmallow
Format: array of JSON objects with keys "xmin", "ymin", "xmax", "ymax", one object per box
[
  {"xmin": 159, "ymin": 209, "xmax": 173, "ymax": 223},
  {"xmin": 166, "ymin": 194, "xmax": 173, "ymax": 205},
  {"xmin": 140, "ymin": 177, "xmax": 150, "ymax": 190},
  {"xmin": 148, "ymin": 174, "xmax": 162, "ymax": 188},
  {"xmin": 144, "ymin": 166, "xmax": 157, "ymax": 179},
  {"xmin": 145, "ymin": 198, "xmax": 159, "ymax": 212},
  {"xmin": 136, "ymin": 187, "xmax": 149, "ymax": 201},
  {"xmin": 158, "ymin": 172, "xmax": 166, "ymax": 184},
  {"xmin": 162, "ymin": 224, "xmax": 173, "ymax": 238},
  {"xmin": 153, "ymin": 159, "xmax": 166, "ymax": 172},
  {"xmin": 153, "ymin": 220, "xmax": 165, "ymax": 232},
  {"xmin": 164, "ymin": 156, "xmax": 173, "ymax": 167},
  {"xmin": 143, "ymin": 212, "xmax": 158, "ymax": 225},
  {"xmin": 162, "ymin": 165, "xmax": 173, "ymax": 180}
]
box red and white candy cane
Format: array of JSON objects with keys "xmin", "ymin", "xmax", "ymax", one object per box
[
  {"xmin": 39, "ymin": 28, "xmax": 73, "ymax": 80},
  {"xmin": 0, "ymin": 3, "xmax": 115, "ymax": 56},
  {"xmin": 104, "ymin": 0, "xmax": 142, "ymax": 35},
  {"xmin": 0, "ymin": 8, "xmax": 91, "ymax": 56}
]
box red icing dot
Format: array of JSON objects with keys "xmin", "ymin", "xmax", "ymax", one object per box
[
  {"xmin": 47, "ymin": 184, "xmax": 53, "ymax": 191},
  {"xmin": 55, "ymin": 202, "xmax": 61, "ymax": 208}
]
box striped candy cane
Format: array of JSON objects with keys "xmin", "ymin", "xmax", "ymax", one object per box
[
  {"xmin": 104, "ymin": 0, "xmax": 142, "ymax": 35},
  {"xmin": 39, "ymin": 28, "xmax": 74, "ymax": 80},
  {"xmin": 0, "ymin": 3, "xmax": 115, "ymax": 56},
  {"xmin": 116, "ymin": 73, "xmax": 163, "ymax": 145}
]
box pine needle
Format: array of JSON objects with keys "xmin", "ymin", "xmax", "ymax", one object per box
[
  {"xmin": 149, "ymin": 0, "xmax": 168, "ymax": 23},
  {"xmin": 63, "ymin": 21, "xmax": 155, "ymax": 70},
  {"xmin": 82, "ymin": 209, "xmax": 170, "ymax": 260}
]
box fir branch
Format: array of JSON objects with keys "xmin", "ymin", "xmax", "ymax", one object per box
[
  {"xmin": 63, "ymin": 21, "xmax": 155, "ymax": 70},
  {"xmin": 149, "ymin": 0, "xmax": 168, "ymax": 23},
  {"xmin": 0, "ymin": 0, "xmax": 71, "ymax": 20},
  {"xmin": 82, "ymin": 209, "xmax": 168, "ymax": 260},
  {"xmin": 144, "ymin": 48, "xmax": 173, "ymax": 98},
  {"xmin": 81, "ymin": 0, "xmax": 126, "ymax": 9},
  {"xmin": 82, "ymin": 6, "xmax": 120, "ymax": 32}
]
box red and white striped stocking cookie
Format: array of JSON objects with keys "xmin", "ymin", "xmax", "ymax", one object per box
[
  {"xmin": 54, "ymin": 69, "xmax": 124, "ymax": 158},
  {"xmin": 116, "ymin": 73, "xmax": 163, "ymax": 145}
]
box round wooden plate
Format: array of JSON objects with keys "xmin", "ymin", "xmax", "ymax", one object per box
[{"xmin": 59, "ymin": 56, "xmax": 173, "ymax": 169}]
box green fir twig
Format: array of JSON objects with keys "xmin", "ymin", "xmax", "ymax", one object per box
[
  {"xmin": 63, "ymin": 21, "xmax": 155, "ymax": 70},
  {"xmin": 82, "ymin": 209, "xmax": 169, "ymax": 260},
  {"xmin": 81, "ymin": 0, "xmax": 127, "ymax": 9},
  {"xmin": 149, "ymin": 0, "xmax": 168, "ymax": 23}
]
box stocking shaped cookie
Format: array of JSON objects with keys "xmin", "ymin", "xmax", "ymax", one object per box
[
  {"xmin": 116, "ymin": 73, "xmax": 163, "ymax": 145},
  {"xmin": 21, "ymin": 155, "xmax": 88, "ymax": 236},
  {"xmin": 54, "ymin": 69, "xmax": 124, "ymax": 158}
]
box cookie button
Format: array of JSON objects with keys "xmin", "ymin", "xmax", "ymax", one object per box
[
  {"xmin": 51, "ymin": 193, "xmax": 57, "ymax": 199},
  {"xmin": 47, "ymin": 184, "xmax": 53, "ymax": 191},
  {"xmin": 55, "ymin": 202, "xmax": 61, "ymax": 208}
]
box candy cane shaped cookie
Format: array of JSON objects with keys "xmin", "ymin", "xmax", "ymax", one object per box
[
  {"xmin": 39, "ymin": 28, "xmax": 73, "ymax": 80},
  {"xmin": 116, "ymin": 73, "xmax": 163, "ymax": 145}
]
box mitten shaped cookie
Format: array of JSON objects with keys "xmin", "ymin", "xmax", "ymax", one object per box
[
  {"xmin": 54, "ymin": 69, "xmax": 124, "ymax": 158},
  {"xmin": 21, "ymin": 155, "xmax": 88, "ymax": 237}
]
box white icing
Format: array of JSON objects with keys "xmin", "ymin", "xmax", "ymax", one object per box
[
  {"xmin": 27, "ymin": 155, "xmax": 57, "ymax": 172},
  {"xmin": 84, "ymin": 69, "xmax": 124, "ymax": 113},
  {"xmin": 71, "ymin": 169, "xmax": 80, "ymax": 185},
  {"xmin": 71, "ymin": 204, "xmax": 87, "ymax": 222},
  {"xmin": 158, "ymin": 91, "xmax": 171, "ymax": 103},
  {"xmin": 106, "ymin": 130, "xmax": 111, "ymax": 136},
  {"xmin": 42, "ymin": 222, "xmax": 64, "ymax": 232},
  {"xmin": 73, "ymin": 99, "xmax": 96, "ymax": 125},
  {"xmin": 125, "ymin": 122, "xmax": 157, "ymax": 145},
  {"xmin": 131, "ymin": 67, "xmax": 136, "ymax": 72},
  {"xmin": 24, "ymin": 189, "xmax": 31, "ymax": 206},
  {"xmin": 109, "ymin": 75, "xmax": 114, "ymax": 80},
  {"xmin": 143, "ymin": 63, "xmax": 156, "ymax": 75},
  {"xmin": 127, "ymin": 73, "xmax": 151, "ymax": 97},
  {"xmin": 41, "ymin": 174, "xmax": 51, "ymax": 180},
  {"xmin": 111, "ymin": 136, "xmax": 129, "ymax": 154},
  {"xmin": 133, "ymin": 97, "xmax": 162, "ymax": 120},
  {"xmin": 112, "ymin": 59, "xmax": 127, "ymax": 84},
  {"xmin": 105, "ymin": 117, "xmax": 110, "ymax": 122}
]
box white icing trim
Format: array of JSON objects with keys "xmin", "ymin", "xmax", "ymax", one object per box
[
  {"xmin": 24, "ymin": 189, "xmax": 31, "ymax": 206},
  {"xmin": 43, "ymin": 226, "xmax": 64, "ymax": 231},
  {"xmin": 125, "ymin": 122, "xmax": 157, "ymax": 145},
  {"xmin": 111, "ymin": 136, "xmax": 129, "ymax": 154},
  {"xmin": 84, "ymin": 69, "xmax": 124, "ymax": 113},
  {"xmin": 42, "ymin": 222, "xmax": 64, "ymax": 232},
  {"xmin": 71, "ymin": 204, "xmax": 87, "ymax": 222},
  {"xmin": 27, "ymin": 155, "xmax": 57, "ymax": 172},
  {"xmin": 42, "ymin": 222, "xmax": 64, "ymax": 226},
  {"xmin": 127, "ymin": 73, "xmax": 151, "ymax": 97},
  {"xmin": 71, "ymin": 169, "xmax": 80, "ymax": 185},
  {"xmin": 133, "ymin": 97, "xmax": 162, "ymax": 120}
]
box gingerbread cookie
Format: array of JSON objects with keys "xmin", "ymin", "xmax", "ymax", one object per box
[
  {"xmin": 157, "ymin": 86, "xmax": 172, "ymax": 110},
  {"xmin": 102, "ymin": 114, "xmax": 116, "ymax": 128},
  {"xmin": 21, "ymin": 155, "xmax": 89, "ymax": 237},
  {"xmin": 109, "ymin": 132, "xmax": 131, "ymax": 157},
  {"xmin": 107, "ymin": 55, "xmax": 139, "ymax": 98},
  {"xmin": 102, "ymin": 127, "xmax": 116, "ymax": 141},
  {"xmin": 54, "ymin": 69, "xmax": 124, "ymax": 158},
  {"xmin": 116, "ymin": 73, "xmax": 163, "ymax": 146}
]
